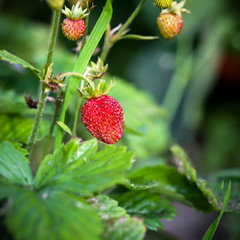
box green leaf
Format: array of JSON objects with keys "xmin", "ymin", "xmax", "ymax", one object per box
[
  {"xmin": 102, "ymin": 214, "xmax": 146, "ymax": 240},
  {"xmin": 112, "ymin": 191, "xmax": 176, "ymax": 231},
  {"xmin": 0, "ymin": 50, "xmax": 41, "ymax": 75},
  {"xmin": 4, "ymin": 188, "xmax": 102, "ymax": 240},
  {"xmin": 171, "ymin": 145, "xmax": 219, "ymax": 210},
  {"xmin": 55, "ymin": 0, "xmax": 113, "ymax": 149},
  {"xmin": 35, "ymin": 138, "xmax": 98, "ymax": 188},
  {"xmin": 57, "ymin": 121, "xmax": 72, "ymax": 135},
  {"xmin": 0, "ymin": 141, "xmax": 32, "ymax": 185},
  {"xmin": 128, "ymin": 165, "xmax": 217, "ymax": 212},
  {"xmin": 87, "ymin": 195, "xmax": 146, "ymax": 239},
  {"xmin": 45, "ymin": 145, "xmax": 134, "ymax": 195},
  {"xmin": 87, "ymin": 195, "xmax": 126, "ymax": 220},
  {"xmin": 0, "ymin": 182, "xmax": 22, "ymax": 200},
  {"xmin": 202, "ymin": 182, "xmax": 231, "ymax": 240}
]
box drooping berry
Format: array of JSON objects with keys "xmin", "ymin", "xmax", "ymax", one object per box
[
  {"xmin": 81, "ymin": 95, "xmax": 124, "ymax": 144},
  {"xmin": 61, "ymin": 18, "xmax": 86, "ymax": 41},
  {"xmin": 156, "ymin": 1, "xmax": 190, "ymax": 40},
  {"xmin": 61, "ymin": 1, "xmax": 89, "ymax": 41},
  {"xmin": 154, "ymin": 0, "xmax": 173, "ymax": 9},
  {"xmin": 157, "ymin": 13, "xmax": 182, "ymax": 39}
]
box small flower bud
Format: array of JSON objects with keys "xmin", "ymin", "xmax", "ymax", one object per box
[{"xmin": 47, "ymin": 0, "xmax": 64, "ymax": 10}]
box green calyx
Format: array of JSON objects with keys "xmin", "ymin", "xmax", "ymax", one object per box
[
  {"xmin": 78, "ymin": 58, "xmax": 115, "ymax": 99},
  {"xmin": 61, "ymin": 1, "xmax": 89, "ymax": 20},
  {"xmin": 85, "ymin": 57, "xmax": 108, "ymax": 80},
  {"xmin": 78, "ymin": 78, "xmax": 115, "ymax": 99},
  {"xmin": 162, "ymin": 0, "xmax": 190, "ymax": 16}
]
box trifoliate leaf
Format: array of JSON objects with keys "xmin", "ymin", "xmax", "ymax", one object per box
[{"xmin": 0, "ymin": 141, "xmax": 32, "ymax": 185}]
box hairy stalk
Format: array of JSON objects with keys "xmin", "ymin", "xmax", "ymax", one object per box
[
  {"xmin": 100, "ymin": 0, "xmax": 146, "ymax": 62},
  {"xmin": 26, "ymin": 10, "xmax": 61, "ymax": 153},
  {"xmin": 72, "ymin": 95, "xmax": 83, "ymax": 137}
]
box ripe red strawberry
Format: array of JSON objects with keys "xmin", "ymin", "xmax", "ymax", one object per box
[
  {"xmin": 157, "ymin": 13, "xmax": 182, "ymax": 39},
  {"xmin": 156, "ymin": 1, "xmax": 190, "ymax": 40},
  {"xmin": 61, "ymin": 1, "xmax": 89, "ymax": 41},
  {"xmin": 154, "ymin": 0, "xmax": 173, "ymax": 9},
  {"xmin": 61, "ymin": 18, "xmax": 86, "ymax": 41},
  {"xmin": 81, "ymin": 95, "xmax": 123, "ymax": 144}
]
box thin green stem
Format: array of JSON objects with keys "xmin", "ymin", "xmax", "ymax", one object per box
[
  {"xmin": 59, "ymin": 72, "xmax": 94, "ymax": 89},
  {"xmin": 117, "ymin": 0, "xmax": 146, "ymax": 36},
  {"xmin": 44, "ymin": 96, "xmax": 62, "ymax": 155},
  {"xmin": 72, "ymin": 95, "xmax": 83, "ymax": 137},
  {"xmin": 45, "ymin": 10, "xmax": 61, "ymax": 71},
  {"xmin": 27, "ymin": 90, "xmax": 47, "ymax": 152},
  {"xmin": 100, "ymin": 0, "xmax": 146, "ymax": 63},
  {"xmin": 26, "ymin": 10, "xmax": 61, "ymax": 153}
]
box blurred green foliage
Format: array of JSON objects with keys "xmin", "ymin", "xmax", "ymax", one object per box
[{"xmin": 0, "ymin": 0, "xmax": 240, "ymax": 239}]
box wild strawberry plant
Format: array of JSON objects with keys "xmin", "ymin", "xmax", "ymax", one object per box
[{"xmin": 0, "ymin": 0, "xmax": 233, "ymax": 239}]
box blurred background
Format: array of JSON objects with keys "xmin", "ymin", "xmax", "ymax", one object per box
[{"xmin": 0, "ymin": 0, "xmax": 240, "ymax": 239}]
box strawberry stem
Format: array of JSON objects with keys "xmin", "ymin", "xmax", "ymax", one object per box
[
  {"xmin": 26, "ymin": 9, "xmax": 61, "ymax": 154},
  {"xmin": 100, "ymin": 0, "xmax": 146, "ymax": 62},
  {"xmin": 44, "ymin": 92, "xmax": 63, "ymax": 155},
  {"xmin": 58, "ymin": 72, "xmax": 95, "ymax": 90}
]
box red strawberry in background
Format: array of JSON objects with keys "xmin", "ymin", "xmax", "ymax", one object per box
[
  {"xmin": 157, "ymin": 0, "xmax": 190, "ymax": 40},
  {"xmin": 81, "ymin": 95, "xmax": 123, "ymax": 144},
  {"xmin": 61, "ymin": 1, "xmax": 89, "ymax": 41}
]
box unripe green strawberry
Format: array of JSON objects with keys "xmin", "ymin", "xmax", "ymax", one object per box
[
  {"xmin": 61, "ymin": 1, "xmax": 89, "ymax": 41},
  {"xmin": 154, "ymin": 0, "xmax": 173, "ymax": 9},
  {"xmin": 157, "ymin": 13, "xmax": 182, "ymax": 39},
  {"xmin": 81, "ymin": 95, "xmax": 124, "ymax": 144},
  {"xmin": 61, "ymin": 18, "xmax": 86, "ymax": 41}
]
